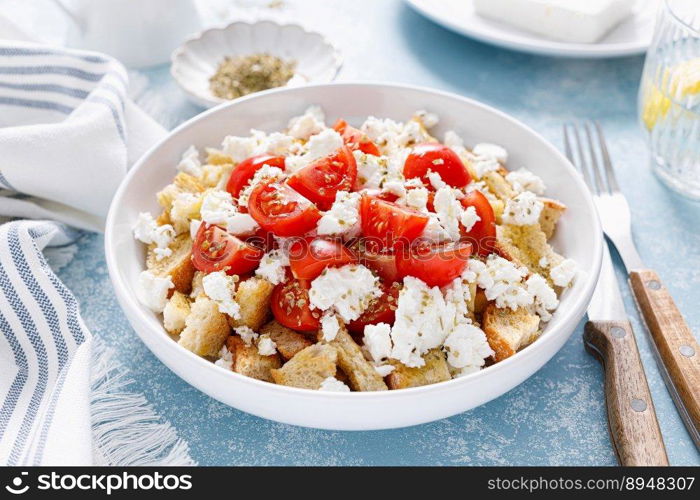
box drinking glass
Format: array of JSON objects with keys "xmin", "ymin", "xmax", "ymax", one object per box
[{"xmin": 639, "ymin": 0, "xmax": 700, "ymax": 200}]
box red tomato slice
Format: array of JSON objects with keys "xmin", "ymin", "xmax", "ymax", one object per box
[
  {"xmin": 359, "ymin": 195, "xmax": 429, "ymax": 252},
  {"xmin": 225, "ymin": 154, "xmax": 286, "ymax": 199},
  {"xmin": 404, "ymin": 143, "xmax": 471, "ymax": 188},
  {"xmin": 248, "ymin": 181, "xmax": 321, "ymax": 237},
  {"xmin": 271, "ymin": 278, "xmax": 320, "ymax": 332},
  {"xmin": 460, "ymin": 190, "xmax": 497, "ymax": 257},
  {"xmin": 347, "ymin": 281, "xmax": 400, "ymax": 334},
  {"xmin": 286, "ymin": 146, "xmax": 357, "ymax": 210},
  {"xmin": 288, "ymin": 237, "xmax": 358, "ymax": 280},
  {"xmin": 396, "ymin": 241, "xmax": 472, "ymax": 288},
  {"xmin": 333, "ymin": 119, "xmax": 381, "ymax": 156},
  {"xmin": 359, "ymin": 249, "xmax": 399, "ymax": 283},
  {"xmin": 192, "ymin": 224, "xmax": 263, "ymax": 275}
]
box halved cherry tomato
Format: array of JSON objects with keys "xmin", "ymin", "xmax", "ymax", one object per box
[
  {"xmin": 404, "ymin": 143, "xmax": 471, "ymax": 188},
  {"xmin": 286, "ymin": 146, "xmax": 357, "ymax": 210},
  {"xmin": 225, "ymin": 154, "xmax": 286, "ymax": 199},
  {"xmin": 245, "ymin": 226, "xmax": 275, "ymax": 253},
  {"xmin": 396, "ymin": 241, "xmax": 472, "ymax": 287},
  {"xmin": 359, "ymin": 249, "xmax": 399, "ymax": 283},
  {"xmin": 288, "ymin": 237, "xmax": 358, "ymax": 280},
  {"xmin": 347, "ymin": 281, "xmax": 400, "ymax": 334},
  {"xmin": 192, "ymin": 223, "xmax": 263, "ymax": 275},
  {"xmin": 248, "ymin": 181, "xmax": 321, "ymax": 237},
  {"xmin": 333, "ymin": 119, "xmax": 380, "ymax": 156},
  {"xmin": 359, "ymin": 195, "xmax": 429, "ymax": 252},
  {"xmin": 460, "ymin": 190, "xmax": 497, "ymax": 257},
  {"xmin": 271, "ymin": 278, "xmax": 320, "ymax": 332}
]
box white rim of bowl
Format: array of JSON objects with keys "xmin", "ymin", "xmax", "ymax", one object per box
[
  {"xmin": 105, "ymin": 81, "xmax": 603, "ymax": 400},
  {"xmin": 170, "ymin": 20, "xmax": 343, "ymax": 106}
]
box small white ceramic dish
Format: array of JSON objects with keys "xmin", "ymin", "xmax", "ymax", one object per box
[
  {"xmin": 405, "ymin": 0, "xmax": 658, "ymax": 58},
  {"xmin": 105, "ymin": 83, "xmax": 602, "ymax": 431},
  {"xmin": 171, "ymin": 20, "xmax": 342, "ymax": 108}
]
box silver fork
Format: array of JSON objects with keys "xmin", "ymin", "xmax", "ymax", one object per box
[{"xmin": 564, "ymin": 121, "xmax": 700, "ymax": 449}]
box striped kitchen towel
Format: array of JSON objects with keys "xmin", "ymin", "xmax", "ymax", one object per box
[
  {"xmin": 0, "ymin": 40, "xmax": 194, "ymax": 465},
  {"xmin": 0, "ymin": 40, "xmax": 164, "ymax": 231}
]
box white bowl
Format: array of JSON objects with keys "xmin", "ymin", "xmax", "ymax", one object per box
[
  {"xmin": 171, "ymin": 21, "xmax": 342, "ymax": 108},
  {"xmin": 105, "ymin": 83, "xmax": 602, "ymax": 431}
]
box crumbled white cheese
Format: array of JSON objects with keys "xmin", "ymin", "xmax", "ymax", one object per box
[
  {"xmin": 421, "ymin": 213, "xmax": 452, "ymax": 243},
  {"xmin": 317, "ymin": 191, "xmax": 361, "ymax": 236},
  {"xmin": 472, "ymin": 156, "xmax": 500, "ymax": 178},
  {"xmin": 427, "ymin": 170, "xmax": 448, "ymax": 190},
  {"xmin": 404, "ymin": 186, "xmax": 429, "ymax": 212},
  {"xmin": 235, "ymin": 325, "xmax": 258, "ymax": 346},
  {"xmin": 214, "ymin": 345, "xmax": 234, "ymax": 370},
  {"xmin": 255, "ymin": 249, "xmax": 289, "ymax": 285},
  {"xmin": 363, "ymin": 322, "xmax": 393, "ymax": 363},
  {"xmin": 471, "ymin": 255, "xmax": 532, "ymax": 310},
  {"xmin": 460, "ymin": 205, "xmax": 481, "ymax": 232},
  {"xmin": 133, "ymin": 212, "xmax": 175, "ymax": 261},
  {"xmin": 354, "ymin": 150, "xmax": 391, "ymax": 189},
  {"xmin": 526, "ymin": 273, "xmax": 559, "ymax": 322},
  {"xmin": 382, "ymin": 180, "xmax": 407, "ymax": 198},
  {"xmin": 443, "ymin": 322, "xmax": 494, "ymax": 372},
  {"xmin": 361, "ymin": 116, "xmax": 430, "ymax": 154},
  {"xmin": 502, "ymin": 191, "xmax": 544, "ymax": 226},
  {"xmin": 433, "ymin": 186, "xmax": 464, "ymax": 241},
  {"xmin": 320, "ymin": 312, "xmax": 341, "ymax": 342},
  {"xmin": 414, "ymin": 110, "xmax": 439, "ymax": 129},
  {"xmin": 550, "ymin": 258, "xmax": 577, "ymax": 288},
  {"xmin": 539, "ymin": 256, "xmax": 549, "ymax": 268},
  {"xmin": 221, "ymin": 135, "xmax": 259, "ymax": 163},
  {"xmin": 443, "ymin": 264, "xmax": 478, "ymax": 317},
  {"xmin": 390, "ymin": 277, "xmax": 455, "ymax": 367},
  {"xmin": 309, "ymin": 264, "xmax": 382, "ymax": 322},
  {"xmin": 473, "ymin": 143, "xmax": 508, "ymax": 163},
  {"xmin": 374, "ymin": 364, "xmax": 395, "ymax": 377},
  {"xmin": 136, "ymin": 270, "xmax": 173, "ymax": 313},
  {"xmin": 237, "ymin": 164, "xmax": 285, "ymax": 207},
  {"xmin": 506, "ymin": 168, "xmax": 546, "ymax": 195},
  {"xmin": 170, "ymin": 192, "xmax": 201, "ymax": 233},
  {"xmin": 200, "ymin": 190, "xmax": 237, "ymax": 226},
  {"xmin": 177, "ymin": 145, "xmax": 202, "ymax": 177},
  {"xmin": 202, "ymin": 271, "xmax": 240, "ymax": 318},
  {"xmin": 318, "ymin": 376, "xmax": 351, "ymax": 392},
  {"xmin": 282, "ymin": 129, "xmax": 344, "ymax": 175},
  {"xmin": 444, "ymin": 130, "xmax": 466, "ymax": 154},
  {"xmin": 397, "ymin": 120, "xmax": 428, "ymax": 148},
  {"xmin": 287, "ymin": 105, "xmax": 326, "ymax": 139},
  {"xmin": 226, "ymin": 213, "xmax": 259, "ymax": 236},
  {"xmin": 257, "ymin": 334, "xmax": 277, "ymax": 356},
  {"xmin": 257, "ymin": 131, "xmax": 295, "ymax": 156}
]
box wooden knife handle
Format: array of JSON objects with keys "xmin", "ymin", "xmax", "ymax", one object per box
[
  {"xmin": 584, "ymin": 320, "xmax": 669, "ymax": 466},
  {"xmin": 629, "ymin": 269, "xmax": 700, "ymax": 436}
]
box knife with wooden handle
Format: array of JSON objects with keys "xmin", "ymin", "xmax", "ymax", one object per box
[{"xmin": 584, "ymin": 243, "xmax": 668, "ymax": 466}]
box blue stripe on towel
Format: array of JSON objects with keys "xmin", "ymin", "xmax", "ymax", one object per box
[
  {"xmin": 0, "ymin": 96, "xmax": 73, "ymax": 114},
  {"xmin": 0, "ymin": 310, "xmax": 29, "ymax": 441},
  {"xmin": 0, "ymin": 65, "xmax": 104, "ymax": 82},
  {"xmin": 0, "ymin": 47, "xmax": 109, "ymax": 64},
  {"xmin": 0, "ymin": 81, "xmax": 89, "ymax": 99}
]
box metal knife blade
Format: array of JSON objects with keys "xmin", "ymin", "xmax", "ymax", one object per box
[{"xmin": 587, "ymin": 240, "xmax": 628, "ymax": 322}]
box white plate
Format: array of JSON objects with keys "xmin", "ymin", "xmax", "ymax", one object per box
[
  {"xmin": 105, "ymin": 83, "xmax": 602, "ymax": 431},
  {"xmin": 405, "ymin": 0, "xmax": 658, "ymax": 58}
]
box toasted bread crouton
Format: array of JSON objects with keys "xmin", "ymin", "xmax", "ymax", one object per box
[
  {"xmin": 169, "ymin": 191, "xmax": 202, "ymax": 234},
  {"xmin": 156, "ymin": 173, "xmax": 206, "ymax": 212},
  {"xmin": 270, "ymin": 344, "xmax": 338, "ymax": 389},
  {"xmin": 163, "ymin": 291, "xmax": 191, "ymax": 335},
  {"xmin": 227, "ymin": 336, "xmax": 281, "ymax": 382},
  {"xmin": 178, "ymin": 295, "xmax": 231, "ymax": 357},
  {"xmin": 190, "ymin": 271, "xmax": 206, "ymax": 298},
  {"xmin": 538, "ymin": 198, "xmax": 566, "ymax": 240},
  {"xmin": 482, "ymin": 303, "xmax": 540, "ymax": 361},
  {"xmin": 496, "ymin": 224, "xmax": 564, "ymax": 287},
  {"xmin": 387, "ymin": 349, "xmax": 451, "ymax": 389},
  {"xmin": 481, "ymin": 171, "xmax": 515, "ymax": 201},
  {"xmin": 147, "ymin": 234, "xmax": 195, "ymax": 295},
  {"xmin": 206, "ymin": 149, "xmax": 234, "ymax": 165},
  {"xmin": 320, "ymin": 324, "xmax": 388, "ymax": 392},
  {"xmin": 228, "ymin": 277, "xmax": 274, "ymax": 331},
  {"xmin": 200, "ymin": 163, "xmax": 234, "ymax": 189},
  {"xmin": 260, "ymin": 320, "xmax": 313, "ymax": 361}
]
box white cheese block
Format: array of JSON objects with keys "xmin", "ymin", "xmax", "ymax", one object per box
[{"xmin": 473, "ymin": 0, "xmax": 636, "ymax": 44}]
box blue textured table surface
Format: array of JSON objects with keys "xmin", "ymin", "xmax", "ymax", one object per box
[{"xmin": 21, "ymin": 0, "xmax": 700, "ymax": 465}]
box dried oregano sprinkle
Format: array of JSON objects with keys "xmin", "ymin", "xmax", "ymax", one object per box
[{"xmin": 209, "ymin": 53, "xmax": 296, "ymax": 100}]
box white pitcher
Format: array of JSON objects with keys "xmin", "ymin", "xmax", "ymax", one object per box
[{"xmin": 53, "ymin": 0, "xmax": 201, "ymax": 68}]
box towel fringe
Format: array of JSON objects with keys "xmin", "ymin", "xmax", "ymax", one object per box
[{"xmin": 90, "ymin": 339, "xmax": 196, "ymax": 466}]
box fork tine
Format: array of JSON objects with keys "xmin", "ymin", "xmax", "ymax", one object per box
[
  {"xmin": 572, "ymin": 123, "xmax": 597, "ymax": 194},
  {"xmin": 563, "ymin": 123, "xmax": 574, "ymax": 163},
  {"xmin": 564, "ymin": 123, "xmax": 594, "ymax": 191},
  {"xmin": 594, "ymin": 121, "xmax": 619, "ymax": 192},
  {"xmin": 584, "ymin": 121, "xmax": 608, "ymax": 195}
]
